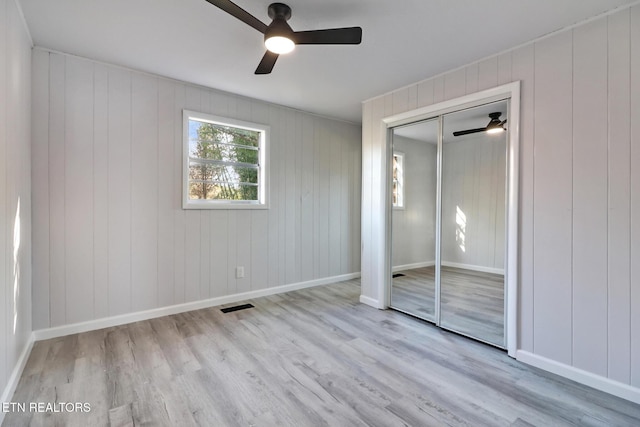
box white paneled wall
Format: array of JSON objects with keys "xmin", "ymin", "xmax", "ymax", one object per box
[
  {"xmin": 362, "ymin": 5, "xmax": 640, "ymax": 396},
  {"xmin": 0, "ymin": 0, "xmax": 32, "ymax": 403},
  {"xmin": 31, "ymin": 49, "xmax": 361, "ymax": 330}
]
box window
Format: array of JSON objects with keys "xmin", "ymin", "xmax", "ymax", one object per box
[
  {"xmin": 392, "ymin": 152, "xmax": 404, "ymax": 208},
  {"xmin": 183, "ymin": 110, "xmax": 269, "ymax": 209}
]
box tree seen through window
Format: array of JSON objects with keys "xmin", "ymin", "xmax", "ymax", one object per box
[{"xmin": 188, "ymin": 120, "xmax": 260, "ymax": 201}]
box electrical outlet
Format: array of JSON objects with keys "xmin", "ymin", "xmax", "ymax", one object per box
[{"xmin": 236, "ymin": 266, "xmax": 245, "ymax": 279}]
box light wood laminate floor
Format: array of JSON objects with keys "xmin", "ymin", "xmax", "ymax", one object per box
[
  {"xmin": 391, "ymin": 266, "xmax": 504, "ymax": 346},
  {"xmin": 4, "ymin": 279, "xmax": 640, "ymax": 426}
]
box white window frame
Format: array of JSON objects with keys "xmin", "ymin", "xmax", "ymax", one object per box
[
  {"xmin": 183, "ymin": 110, "xmax": 269, "ymax": 209},
  {"xmin": 392, "ymin": 151, "xmax": 405, "ymax": 209}
]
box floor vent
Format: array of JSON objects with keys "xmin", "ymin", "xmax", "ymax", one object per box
[
  {"xmin": 392, "ymin": 273, "xmax": 406, "ymax": 278},
  {"xmin": 221, "ymin": 303, "xmax": 255, "ymax": 313}
]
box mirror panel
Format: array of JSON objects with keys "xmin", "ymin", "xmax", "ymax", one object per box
[
  {"xmin": 389, "ymin": 118, "xmax": 439, "ymax": 322},
  {"xmin": 439, "ymin": 101, "xmax": 507, "ymax": 346}
]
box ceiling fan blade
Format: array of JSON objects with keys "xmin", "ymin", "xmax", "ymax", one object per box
[
  {"xmin": 452, "ymin": 128, "xmax": 486, "ymax": 137},
  {"xmin": 293, "ymin": 27, "xmax": 362, "ymax": 45},
  {"xmin": 255, "ymin": 51, "xmax": 279, "ymax": 74},
  {"xmin": 205, "ymin": 0, "xmax": 268, "ymax": 33}
]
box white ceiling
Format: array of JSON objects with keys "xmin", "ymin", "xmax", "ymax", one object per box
[{"xmin": 19, "ymin": 0, "xmax": 635, "ymax": 123}]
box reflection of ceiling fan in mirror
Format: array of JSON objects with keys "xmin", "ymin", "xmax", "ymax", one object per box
[{"xmin": 453, "ymin": 112, "xmax": 507, "ymax": 137}]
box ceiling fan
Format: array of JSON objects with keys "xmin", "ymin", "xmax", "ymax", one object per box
[
  {"xmin": 204, "ymin": 1, "xmax": 362, "ymax": 74},
  {"xmin": 453, "ymin": 112, "xmax": 507, "ymax": 137}
]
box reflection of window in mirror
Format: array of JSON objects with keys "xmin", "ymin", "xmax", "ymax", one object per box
[{"xmin": 392, "ymin": 152, "xmax": 404, "ymax": 209}]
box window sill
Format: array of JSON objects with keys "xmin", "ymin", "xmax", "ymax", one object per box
[{"xmin": 183, "ymin": 201, "xmax": 270, "ymax": 210}]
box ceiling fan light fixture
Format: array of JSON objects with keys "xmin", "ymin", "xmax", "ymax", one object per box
[
  {"xmin": 265, "ymin": 35, "xmax": 295, "ymax": 54},
  {"xmin": 486, "ymin": 126, "xmax": 505, "ymax": 134}
]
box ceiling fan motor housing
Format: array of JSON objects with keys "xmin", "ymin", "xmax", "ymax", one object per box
[
  {"xmin": 265, "ymin": 3, "xmax": 294, "ymax": 42},
  {"xmin": 268, "ymin": 3, "xmax": 291, "ymax": 20}
]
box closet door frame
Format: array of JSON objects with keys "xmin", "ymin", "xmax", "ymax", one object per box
[{"xmin": 381, "ymin": 82, "xmax": 521, "ymax": 357}]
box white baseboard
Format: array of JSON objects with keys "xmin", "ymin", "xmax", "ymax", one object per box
[
  {"xmin": 441, "ymin": 261, "xmax": 504, "ymax": 275},
  {"xmin": 359, "ymin": 295, "xmax": 382, "ymax": 309},
  {"xmin": 33, "ymin": 272, "xmax": 360, "ymax": 342},
  {"xmin": 392, "ymin": 261, "xmax": 435, "ymax": 273},
  {"xmin": 0, "ymin": 332, "xmax": 36, "ymax": 424},
  {"xmin": 516, "ymin": 350, "xmax": 640, "ymax": 405}
]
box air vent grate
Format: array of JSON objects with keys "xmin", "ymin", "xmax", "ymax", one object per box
[{"xmin": 221, "ymin": 303, "xmax": 255, "ymax": 313}]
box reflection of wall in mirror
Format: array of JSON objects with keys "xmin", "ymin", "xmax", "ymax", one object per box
[
  {"xmin": 392, "ymin": 135, "xmax": 437, "ymax": 269},
  {"xmin": 441, "ymin": 133, "xmax": 506, "ymax": 273}
]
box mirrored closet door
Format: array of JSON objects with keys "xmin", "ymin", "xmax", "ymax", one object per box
[
  {"xmin": 389, "ymin": 118, "xmax": 439, "ymax": 322},
  {"xmin": 389, "ymin": 100, "xmax": 508, "ymax": 348}
]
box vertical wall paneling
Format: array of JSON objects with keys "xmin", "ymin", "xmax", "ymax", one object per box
[
  {"xmin": 478, "ymin": 57, "xmax": 499, "ymax": 91},
  {"xmin": 417, "ymin": 79, "xmax": 434, "ymax": 108},
  {"xmin": 630, "ymin": 4, "xmax": 640, "ymax": 388},
  {"xmin": 250, "ymin": 210, "xmax": 269, "ymax": 290},
  {"xmin": 294, "ymin": 112, "xmax": 302, "ymax": 282},
  {"xmin": 4, "ymin": 0, "xmax": 14, "ymax": 377},
  {"xmin": 93, "ymin": 64, "xmax": 109, "ymax": 319},
  {"xmin": 277, "ymin": 108, "xmax": 287, "ymax": 285},
  {"xmin": 384, "ymin": 93, "xmax": 393, "ymax": 118},
  {"xmin": 269, "ymin": 105, "xmax": 282, "ymax": 287},
  {"xmin": 173, "ymin": 84, "xmax": 186, "ymax": 304},
  {"xmin": 49, "ymin": 53, "xmax": 66, "ymax": 325},
  {"xmin": 392, "ymin": 87, "xmax": 409, "ymax": 115},
  {"xmin": 31, "ymin": 49, "xmax": 49, "ymax": 329},
  {"xmin": 497, "ymin": 53, "xmax": 512, "ymax": 86},
  {"xmin": 329, "ymin": 122, "xmax": 342, "ymax": 276},
  {"xmin": 318, "ymin": 120, "xmax": 330, "ymax": 278},
  {"xmin": 183, "ymin": 87, "xmax": 202, "ymax": 302},
  {"xmin": 433, "ymin": 76, "xmax": 444, "ymax": 103},
  {"xmin": 300, "ymin": 114, "xmax": 314, "ymax": 281},
  {"xmin": 107, "ymin": 68, "xmax": 132, "ymax": 316},
  {"xmin": 352, "ymin": 125, "xmax": 362, "ymax": 274},
  {"xmin": 572, "ymin": 19, "xmax": 609, "ymax": 376},
  {"xmin": 465, "ymin": 64, "xmax": 479, "ymax": 95},
  {"xmin": 532, "ymin": 32, "xmax": 574, "ymax": 364},
  {"xmin": 284, "ymin": 111, "xmax": 296, "ymax": 283},
  {"xmin": 236, "ymin": 211, "xmax": 251, "ymax": 293},
  {"xmin": 372, "ymin": 96, "xmax": 387, "ymax": 303},
  {"xmin": 444, "ymin": 68, "xmax": 466, "ymax": 101},
  {"xmin": 1, "ymin": 0, "xmax": 32, "ymax": 403},
  {"xmin": 64, "ymin": 57, "xmax": 94, "ymax": 324},
  {"xmin": 340, "ymin": 125, "xmax": 351, "ymax": 274},
  {"xmin": 199, "ymin": 210, "xmax": 211, "ymax": 299},
  {"xmin": 157, "ymin": 80, "xmax": 175, "ymax": 308},
  {"xmin": 0, "ymin": 0, "xmax": 8, "ymax": 389},
  {"xmin": 511, "ymin": 44, "xmax": 535, "ymax": 352},
  {"xmin": 407, "ymin": 85, "xmax": 418, "ymax": 111},
  {"xmin": 608, "ymin": 8, "xmax": 632, "ymax": 384},
  {"xmin": 131, "ymin": 74, "xmax": 159, "ymax": 311},
  {"xmin": 360, "ymin": 100, "xmax": 373, "ymax": 298},
  {"xmin": 210, "ymin": 211, "xmax": 228, "ymax": 297}
]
